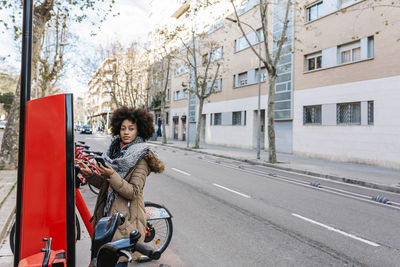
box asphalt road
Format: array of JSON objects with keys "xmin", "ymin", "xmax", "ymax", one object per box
[{"xmin": 76, "ymin": 133, "xmax": 400, "ymax": 267}]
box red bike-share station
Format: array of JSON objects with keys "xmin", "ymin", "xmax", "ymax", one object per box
[{"xmin": 14, "ymin": 1, "xmax": 76, "ymax": 266}]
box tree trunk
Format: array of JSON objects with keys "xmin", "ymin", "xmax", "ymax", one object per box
[
  {"xmin": 0, "ymin": 6, "xmax": 50, "ymax": 169},
  {"xmin": 161, "ymin": 94, "xmax": 167, "ymax": 144},
  {"xmin": 267, "ymin": 75, "xmax": 277, "ymax": 163},
  {"xmin": 194, "ymin": 98, "xmax": 204, "ymax": 149}
]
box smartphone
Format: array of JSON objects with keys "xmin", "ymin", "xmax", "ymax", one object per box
[{"xmin": 94, "ymin": 157, "xmax": 106, "ymax": 166}]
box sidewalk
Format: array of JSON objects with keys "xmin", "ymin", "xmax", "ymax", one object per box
[
  {"xmin": 150, "ymin": 139, "xmax": 400, "ymax": 194},
  {"xmin": 0, "ymin": 170, "xmax": 17, "ymax": 266}
]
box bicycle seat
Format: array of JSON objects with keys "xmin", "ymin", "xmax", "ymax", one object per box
[{"xmin": 91, "ymin": 212, "xmax": 125, "ymax": 259}]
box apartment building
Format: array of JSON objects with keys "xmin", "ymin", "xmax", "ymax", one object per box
[
  {"xmin": 293, "ymin": 0, "xmax": 400, "ymax": 167},
  {"xmin": 87, "ymin": 49, "xmax": 149, "ymax": 132},
  {"xmin": 149, "ymin": 0, "xmax": 292, "ymax": 150},
  {"xmin": 149, "ymin": 0, "xmax": 400, "ymax": 167},
  {"xmin": 87, "ymin": 58, "xmax": 114, "ymax": 131}
]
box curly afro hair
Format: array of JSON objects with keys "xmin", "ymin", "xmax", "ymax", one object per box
[{"xmin": 110, "ymin": 106, "xmax": 155, "ymax": 140}]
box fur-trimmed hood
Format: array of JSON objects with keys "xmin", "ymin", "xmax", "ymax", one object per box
[{"xmin": 143, "ymin": 151, "xmax": 164, "ymax": 173}]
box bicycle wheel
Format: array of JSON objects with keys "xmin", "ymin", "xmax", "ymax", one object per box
[
  {"xmin": 139, "ymin": 202, "xmax": 173, "ymax": 262},
  {"xmin": 89, "ymin": 183, "xmax": 99, "ymax": 195}
]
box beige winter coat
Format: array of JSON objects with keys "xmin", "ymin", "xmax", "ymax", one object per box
[{"xmin": 87, "ymin": 151, "xmax": 164, "ymax": 262}]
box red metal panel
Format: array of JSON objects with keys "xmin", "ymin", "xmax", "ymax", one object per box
[{"xmin": 20, "ymin": 94, "xmax": 67, "ymax": 259}]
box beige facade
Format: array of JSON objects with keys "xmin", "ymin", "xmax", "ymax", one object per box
[
  {"xmin": 295, "ymin": 0, "xmax": 400, "ymax": 90},
  {"xmin": 87, "ymin": 49, "xmax": 149, "ymax": 132},
  {"xmin": 149, "ymin": 0, "xmax": 400, "ymax": 166},
  {"xmin": 293, "ymin": 0, "xmax": 400, "ymax": 167}
]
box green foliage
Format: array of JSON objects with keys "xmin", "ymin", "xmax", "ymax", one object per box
[
  {"xmin": 0, "ymin": 0, "xmax": 117, "ymax": 40},
  {"xmin": 0, "ymin": 92, "xmax": 14, "ymax": 114},
  {"xmin": 150, "ymin": 93, "xmax": 161, "ymax": 109}
]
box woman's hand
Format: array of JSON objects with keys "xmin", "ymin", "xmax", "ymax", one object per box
[
  {"xmin": 97, "ymin": 162, "xmax": 115, "ymax": 177},
  {"xmin": 75, "ymin": 160, "xmax": 92, "ymax": 178}
]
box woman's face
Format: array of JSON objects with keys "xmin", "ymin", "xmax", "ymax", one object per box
[{"xmin": 120, "ymin": 119, "xmax": 138, "ymax": 144}]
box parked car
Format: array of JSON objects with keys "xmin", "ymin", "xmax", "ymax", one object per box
[
  {"xmin": 80, "ymin": 125, "xmax": 92, "ymax": 134},
  {"xmin": 75, "ymin": 125, "xmax": 81, "ymax": 132},
  {"xmin": 0, "ymin": 120, "xmax": 7, "ymax": 129}
]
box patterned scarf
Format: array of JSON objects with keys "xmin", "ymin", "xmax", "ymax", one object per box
[{"xmin": 103, "ymin": 135, "xmax": 150, "ymax": 216}]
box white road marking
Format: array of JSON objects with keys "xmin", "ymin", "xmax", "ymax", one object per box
[
  {"xmin": 205, "ymin": 159, "xmax": 400, "ymax": 211},
  {"xmin": 213, "ymin": 183, "xmax": 251, "ymax": 199},
  {"xmin": 171, "ymin": 168, "xmax": 191, "ymax": 176},
  {"xmin": 292, "ymin": 213, "xmax": 380, "ymax": 247}
]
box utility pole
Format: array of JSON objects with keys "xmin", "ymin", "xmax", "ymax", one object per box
[{"xmin": 226, "ymin": 17, "xmax": 262, "ymax": 159}]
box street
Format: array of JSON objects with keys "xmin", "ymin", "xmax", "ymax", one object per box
[{"xmin": 76, "ymin": 133, "xmax": 400, "ymax": 267}]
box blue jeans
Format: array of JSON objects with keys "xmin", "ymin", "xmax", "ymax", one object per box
[{"xmin": 117, "ymin": 262, "xmax": 128, "ymax": 267}]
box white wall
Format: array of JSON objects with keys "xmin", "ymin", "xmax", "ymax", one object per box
[
  {"xmin": 203, "ymin": 96, "xmax": 268, "ymax": 149},
  {"xmin": 293, "ymin": 75, "xmax": 400, "ymax": 168}
]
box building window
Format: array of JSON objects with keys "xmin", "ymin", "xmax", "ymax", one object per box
[
  {"xmin": 255, "ymin": 67, "xmax": 267, "ymax": 82},
  {"xmin": 235, "ymin": 29, "xmax": 264, "ymax": 52},
  {"xmin": 303, "ymin": 105, "xmax": 321, "ymax": 124},
  {"xmin": 238, "ymin": 72, "xmax": 248, "ymax": 86},
  {"xmin": 173, "ymin": 89, "xmax": 187, "ymax": 101},
  {"xmin": 306, "ymin": 1, "xmax": 323, "ymax": 22},
  {"xmin": 337, "ymin": 102, "xmax": 361, "ymax": 124},
  {"xmin": 368, "ymin": 101, "xmax": 374, "ymax": 125},
  {"xmin": 206, "ymin": 78, "xmax": 222, "ymax": 93},
  {"xmin": 232, "ymin": 111, "xmax": 242, "ymax": 125},
  {"xmin": 211, "ymin": 47, "xmax": 223, "ymax": 62},
  {"xmin": 175, "ymin": 64, "xmax": 188, "ymax": 76},
  {"xmin": 306, "ymin": 53, "xmax": 322, "ymax": 71},
  {"xmin": 339, "ymin": 41, "xmax": 361, "ymax": 64},
  {"xmin": 166, "ymin": 112, "xmax": 169, "ymax": 125},
  {"xmin": 166, "ymin": 88, "xmax": 170, "ymax": 102},
  {"xmin": 214, "ymin": 113, "xmax": 221, "ymax": 125},
  {"xmin": 368, "ymin": 36, "xmax": 374, "ymax": 58},
  {"xmin": 207, "ymin": 19, "xmax": 223, "ymax": 34},
  {"xmin": 203, "ymin": 47, "xmax": 223, "ymax": 65},
  {"xmin": 237, "ymin": 0, "xmax": 259, "ymax": 16}
]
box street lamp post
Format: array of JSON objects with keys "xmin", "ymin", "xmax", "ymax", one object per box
[{"xmin": 226, "ymin": 17, "xmax": 262, "ymax": 159}]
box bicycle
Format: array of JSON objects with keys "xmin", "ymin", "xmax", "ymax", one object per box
[
  {"xmin": 18, "ymin": 213, "xmax": 161, "ymax": 266},
  {"xmin": 10, "ymin": 159, "xmax": 173, "ymax": 263},
  {"xmin": 92, "ymin": 212, "xmax": 161, "ymax": 266},
  {"xmin": 74, "ymin": 141, "xmax": 102, "ymax": 195}
]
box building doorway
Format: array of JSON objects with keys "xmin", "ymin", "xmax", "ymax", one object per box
[
  {"xmin": 181, "ymin": 115, "xmax": 186, "ymax": 141},
  {"xmin": 173, "ymin": 116, "xmax": 179, "ymax": 140}
]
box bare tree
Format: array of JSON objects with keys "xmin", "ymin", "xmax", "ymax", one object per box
[
  {"xmin": 148, "ymin": 26, "xmax": 179, "ymax": 144},
  {"xmin": 0, "ymin": 0, "xmax": 116, "ymax": 169},
  {"xmin": 36, "ymin": 11, "xmax": 67, "ymax": 98},
  {"xmin": 95, "ymin": 42, "xmax": 149, "ymax": 110},
  {"xmin": 179, "ymin": 31, "xmax": 222, "ymax": 149},
  {"xmin": 229, "ymin": 0, "xmax": 292, "ymax": 163}
]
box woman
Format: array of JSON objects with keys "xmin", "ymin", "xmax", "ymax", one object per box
[{"xmin": 77, "ymin": 107, "xmax": 164, "ymax": 266}]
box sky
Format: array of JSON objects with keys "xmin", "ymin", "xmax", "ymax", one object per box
[{"xmin": 0, "ymin": 0, "xmax": 180, "ymax": 96}]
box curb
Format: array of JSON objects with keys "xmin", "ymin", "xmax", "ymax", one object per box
[
  {"xmin": 0, "ymin": 206, "xmax": 15, "ymax": 244},
  {"xmin": 150, "ymin": 142, "xmax": 400, "ymax": 194}
]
